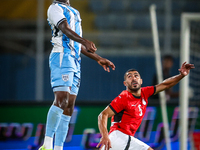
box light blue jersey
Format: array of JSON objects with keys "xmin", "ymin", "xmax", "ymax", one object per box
[
  {"xmin": 47, "ymin": 1, "xmax": 82, "ymax": 60},
  {"xmin": 47, "ymin": 1, "xmax": 82, "ymax": 94}
]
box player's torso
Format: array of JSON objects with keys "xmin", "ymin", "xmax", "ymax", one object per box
[
  {"xmin": 111, "ymin": 91, "xmax": 148, "ymax": 136},
  {"xmin": 122, "ymin": 93, "xmax": 148, "ymax": 125},
  {"xmin": 48, "ymin": 3, "xmax": 82, "ymax": 59}
]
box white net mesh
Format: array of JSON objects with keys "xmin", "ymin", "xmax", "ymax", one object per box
[
  {"xmin": 189, "ymin": 20, "xmax": 200, "ymax": 131},
  {"xmin": 189, "ymin": 21, "xmax": 200, "ymax": 101}
]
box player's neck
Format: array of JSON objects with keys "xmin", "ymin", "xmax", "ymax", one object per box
[
  {"xmin": 56, "ymin": 0, "xmax": 70, "ymax": 5},
  {"xmin": 127, "ymin": 88, "xmax": 141, "ymax": 97}
]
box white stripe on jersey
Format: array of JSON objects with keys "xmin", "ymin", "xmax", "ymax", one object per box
[
  {"xmin": 60, "ymin": 52, "xmax": 64, "ymax": 67},
  {"xmin": 66, "ymin": 7, "xmax": 75, "ymax": 51},
  {"xmin": 65, "ymin": 6, "xmax": 77, "ymax": 56},
  {"xmin": 78, "ymin": 22, "xmax": 82, "ymax": 56}
]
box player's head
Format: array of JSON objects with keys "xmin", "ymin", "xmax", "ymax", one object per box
[
  {"xmin": 162, "ymin": 54, "xmax": 174, "ymax": 70},
  {"xmin": 57, "ymin": 0, "xmax": 70, "ymax": 5},
  {"xmin": 123, "ymin": 69, "xmax": 143, "ymax": 91}
]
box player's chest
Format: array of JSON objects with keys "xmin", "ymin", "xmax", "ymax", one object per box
[
  {"xmin": 126, "ymin": 98, "xmax": 147, "ymax": 117},
  {"xmin": 66, "ymin": 7, "xmax": 81, "ymax": 22}
]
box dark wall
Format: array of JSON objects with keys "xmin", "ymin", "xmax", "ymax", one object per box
[{"xmin": 0, "ymin": 54, "xmax": 180, "ymax": 102}]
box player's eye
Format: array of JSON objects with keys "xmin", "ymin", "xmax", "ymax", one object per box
[{"xmin": 135, "ymin": 75, "xmax": 139, "ymax": 78}]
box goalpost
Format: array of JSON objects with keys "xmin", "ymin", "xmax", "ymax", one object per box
[
  {"xmin": 149, "ymin": 5, "xmax": 171, "ymax": 150},
  {"xmin": 180, "ymin": 13, "xmax": 200, "ymax": 150}
]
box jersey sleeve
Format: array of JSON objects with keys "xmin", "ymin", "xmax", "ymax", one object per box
[
  {"xmin": 143, "ymin": 86, "xmax": 156, "ymax": 98},
  {"xmin": 47, "ymin": 4, "xmax": 67, "ymax": 28},
  {"xmin": 109, "ymin": 95, "xmax": 125, "ymax": 114}
]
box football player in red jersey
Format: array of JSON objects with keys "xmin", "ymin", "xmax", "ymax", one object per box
[{"xmin": 97, "ymin": 62, "xmax": 194, "ymax": 150}]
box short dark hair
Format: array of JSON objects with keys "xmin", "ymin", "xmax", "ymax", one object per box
[
  {"xmin": 162, "ymin": 54, "xmax": 174, "ymax": 61},
  {"xmin": 124, "ymin": 69, "xmax": 138, "ymax": 80}
]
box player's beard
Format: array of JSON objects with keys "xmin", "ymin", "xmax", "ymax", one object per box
[{"xmin": 128, "ymin": 83, "xmax": 141, "ymax": 92}]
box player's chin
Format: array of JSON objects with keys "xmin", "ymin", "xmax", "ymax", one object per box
[
  {"xmin": 133, "ymin": 84, "xmax": 140, "ymax": 89},
  {"xmin": 130, "ymin": 86, "xmax": 140, "ymax": 91}
]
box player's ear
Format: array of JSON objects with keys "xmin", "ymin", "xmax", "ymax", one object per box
[
  {"xmin": 123, "ymin": 81, "xmax": 127, "ymax": 86},
  {"xmin": 140, "ymin": 79, "xmax": 143, "ymax": 85}
]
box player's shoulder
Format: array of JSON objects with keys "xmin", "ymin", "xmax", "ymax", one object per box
[
  {"xmin": 49, "ymin": 2, "xmax": 70, "ymax": 11},
  {"xmin": 141, "ymin": 86, "xmax": 156, "ymax": 96},
  {"xmin": 118, "ymin": 90, "xmax": 131, "ymax": 98},
  {"xmin": 48, "ymin": 3, "xmax": 61, "ymax": 12},
  {"xmin": 48, "ymin": 2, "xmax": 69, "ymax": 18},
  {"xmin": 141, "ymin": 86, "xmax": 154, "ymax": 91}
]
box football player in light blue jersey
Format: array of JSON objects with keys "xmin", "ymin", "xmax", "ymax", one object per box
[{"xmin": 39, "ymin": 0, "xmax": 116, "ymax": 150}]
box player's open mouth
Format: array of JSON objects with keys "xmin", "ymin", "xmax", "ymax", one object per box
[{"xmin": 132, "ymin": 82, "xmax": 138, "ymax": 85}]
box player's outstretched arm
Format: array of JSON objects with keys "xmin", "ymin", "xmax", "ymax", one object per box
[
  {"xmin": 81, "ymin": 45, "xmax": 115, "ymax": 72},
  {"xmin": 97, "ymin": 106, "xmax": 115, "ymax": 150},
  {"xmin": 58, "ymin": 20, "xmax": 97, "ymax": 53},
  {"xmin": 155, "ymin": 62, "xmax": 195, "ymax": 95}
]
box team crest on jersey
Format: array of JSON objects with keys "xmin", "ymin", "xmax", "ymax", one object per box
[
  {"xmin": 142, "ymin": 98, "xmax": 146, "ymax": 105},
  {"xmin": 62, "ymin": 74, "xmax": 69, "ymax": 82}
]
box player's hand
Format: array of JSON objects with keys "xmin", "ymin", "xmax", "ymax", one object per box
[
  {"xmin": 97, "ymin": 58, "xmax": 115, "ymax": 72},
  {"xmin": 96, "ymin": 136, "xmax": 112, "ymax": 150},
  {"xmin": 83, "ymin": 39, "xmax": 97, "ymax": 53},
  {"xmin": 178, "ymin": 62, "xmax": 195, "ymax": 76}
]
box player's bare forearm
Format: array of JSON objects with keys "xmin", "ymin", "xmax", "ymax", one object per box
[
  {"xmin": 59, "ymin": 21, "xmax": 86, "ymax": 44},
  {"xmin": 98, "ymin": 107, "xmax": 115, "ymax": 137},
  {"xmin": 97, "ymin": 111, "xmax": 112, "ymax": 150},
  {"xmin": 97, "ymin": 108, "xmax": 114, "ymax": 149},
  {"xmin": 155, "ymin": 62, "xmax": 194, "ymax": 94},
  {"xmin": 81, "ymin": 45, "xmax": 116, "ymax": 72},
  {"xmin": 59, "ymin": 20, "xmax": 97, "ymax": 53},
  {"xmin": 81, "ymin": 45, "xmax": 101, "ymax": 61},
  {"xmin": 155, "ymin": 74, "xmax": 184, "ymax": 94},
  {"xmin": 98, "ymin": 112, "xmax": 109, "ymax": 138}
]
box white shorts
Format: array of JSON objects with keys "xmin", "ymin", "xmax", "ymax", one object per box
[{"xmin": 102, "ymin": 130, "xmax": 150, "ymax": 150}]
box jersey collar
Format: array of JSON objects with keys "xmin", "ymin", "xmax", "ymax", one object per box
[
  {"xmin": 132, "ymin": 94, "xmax": 141, "ymax": 99},
  {"xmin": 125, "ymin": 90, "xmax": 141, "ymax": 99}
]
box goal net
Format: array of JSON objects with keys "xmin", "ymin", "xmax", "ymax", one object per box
[
  {"xmin": 180, "ymin": 13, "xmax": 200, "ymax": 150},
  {"xmin": 189, "ymin": 21, "xmax": 200, "ymax": 101},
  {"xmin": 188, "ymin": 15, "xmax": 200, "ymax": 150}
]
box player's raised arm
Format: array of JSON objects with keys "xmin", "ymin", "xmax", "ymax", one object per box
[
  {"xmin": 81, "ymin": 45, "xmax": 115, "ymax": 72},
  {"xmin": 58, "ymin": 20, "xmax": 97, "ymax": 53},
  {"xmin": 97, "ymin": 106, "xmax": 115, "ymax": 150},
  {"xmin": 155, "ymin": 62, "xmax": 194, "ymax": 95}
]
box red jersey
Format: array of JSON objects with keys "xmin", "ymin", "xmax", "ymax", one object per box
[{"xmin": 109, "ymin": 86, "xmax": 155, "ymax": 136}]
